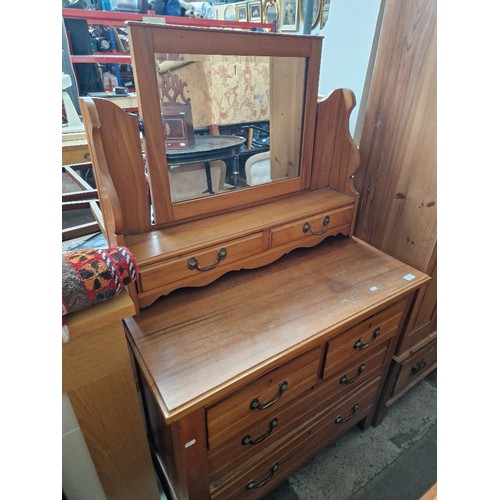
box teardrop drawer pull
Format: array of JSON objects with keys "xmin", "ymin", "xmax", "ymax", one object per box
[
  {"xmin": 339, "ymin": 364, "xmax": 366, "ymax": 385},
  {"xmin": 302, "ymin": 215, "xmax": 330, "ymax": 235},
  {"xmin": 241, "ymin": 418, "xmax": 278, "ymax": 446},
  {"xmin": 353, "ymin": 327, "xmax": 381, "ymax": 350},
  {"xmin": 411, "ymin": 359, "xmax": 427, "ymax": 375},
  {"xmin": 250, "ymin": 381, "xmax": 288, "ymax": 410},
  {"xmin": 335, "ymin": 403, "xmax": 359, "ymax": 424},
  {"xmin": 187, "ymin": 248, "xmax": 227, "ymax": 272},
  {"xmin": 246, "ymin": 463, "xmax": 279, "ymax": 489}
]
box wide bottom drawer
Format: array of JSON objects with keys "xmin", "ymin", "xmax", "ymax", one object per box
[{"xmin": 210, "ymin": 378, "xmax": 380, "ymax": 500}]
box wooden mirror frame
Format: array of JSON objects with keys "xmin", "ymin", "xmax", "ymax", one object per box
[{"xmin": 127, "ymin": 22, "xmax": 322, "ymax": 226}]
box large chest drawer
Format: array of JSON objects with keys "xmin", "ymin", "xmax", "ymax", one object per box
[
  {"xmin": 138, "ymin": 233, "xmax": 265, "ymax": 292},
  {"xmin": 209, "ymin": 346, "xmax": 386, "ymax": 482},
  {"xmin": 210, "ymin": 378, "xmax": 380, "ymax": 500},
  {"xmin": 269, "ymin": 205, "xmax": 354, "ymax": 249},
  {"xmin": 207, "ymin": 347, "xmax": 321, "ymax": 450},
  {"xmin": 323, "ymin": 300, "xmax": 407, "ymax": 379}
]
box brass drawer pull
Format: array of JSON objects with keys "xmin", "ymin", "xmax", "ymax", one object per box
[
  {"xmin": 250, "ymin": 381, "xmax": 288, "ymax": 410},
  {"xmin": 246, "ymin": 463, "xmax": 279, "ymax": 489},
  {"xmin": 303, "ymin": 215, "xmax": 330, "ymax": 235},
  {"xmin": 354, "ymin": 327, "xmax": 381, "ymax": 350},
  {"xmin": 241, "ymin": 418, "xmax": 278, "ymax": 445},
  {"xmin": 411, "ymin": 359, "xmax": 427, "ymax": 375},
  {"xmin": 340, "ymin": 364, "xmax": 366, "ymax": 385},
  {"xmin": 187, "ymin": 248, "xmax": 227, "ymax": 272},
  {"xmin": 335, "ymin": 403, "xmax": 359, "ymax": 424}
]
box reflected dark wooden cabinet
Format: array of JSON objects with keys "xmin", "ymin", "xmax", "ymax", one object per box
[{"xmin": 80, "ymin": 23, "xmax": 431, "ymax": 499}]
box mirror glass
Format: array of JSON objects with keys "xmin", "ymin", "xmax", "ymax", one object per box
[{"xmin": 155, "ymin": 52, "xmax": 306, "ymax": 203}]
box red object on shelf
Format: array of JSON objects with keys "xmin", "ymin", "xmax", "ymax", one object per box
[{"xmin": 71, "ymin": 54, "xmax": 132, "ymax": 64}]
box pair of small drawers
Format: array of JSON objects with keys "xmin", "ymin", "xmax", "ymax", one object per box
[
  {"xmin": 138, "ymin": 205, "xmax": 354, "ymax": 293},
  {"xmin": 207, "ymin": 299, "xmax": 407, "ymax": 498}
]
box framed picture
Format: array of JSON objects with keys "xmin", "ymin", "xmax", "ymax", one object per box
[
  {"xmin": 236, "ymin": 3, "xmax": 248, "ymax": 21},
  {"xmin": 224, "ymin": 4, "xmax": 237, "ymax": 21},
  {"xmin": 300, "ymin": 0, "xmax": 322, "ymax": 29},
  {"xmin": 280, "ymin": 0, "xmax": 298, "ymax": 31},
  {"xmin": 264, "ymin": 0, "xmax": 280, "ymax": 25},
  {"xmin": 248, "ymin": 1, "xmax": 262, "ymax": 22},
  {"xmin": 319, "ymin": 7, "xmax": 329, "ymax": 30}
]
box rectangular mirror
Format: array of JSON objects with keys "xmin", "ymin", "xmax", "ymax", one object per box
[
  {"xmin": 156, "ymin": 53, "xmax": 305, "ymax": 202},
  {"xmin": 128, "ymin": 23, "xmax": 322, "ymax": 224}
]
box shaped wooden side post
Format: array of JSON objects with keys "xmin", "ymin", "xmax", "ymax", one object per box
[
  {"xmin": 311, "ymin": 89, "xmax": 360, "ymax": 195},
  {"xmin": 80, "ymin": 97, "xmax": 152, "ymax": 242}
]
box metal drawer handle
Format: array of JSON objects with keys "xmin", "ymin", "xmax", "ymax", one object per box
[
  {"xmin": 187, "ymin": 248, "xmax": 227, "ymax": 272},
  {"xmin": 340, "ymin": 364, "xmax": 366, "ymax": 385},
  {"xmin": 411, "ymin": 359, "xmax": 427, "ymax": 375},
  {"xmin": 335, "ymin": 403, "xmax": 359, "ymax": 424},
  {"xmin": 354, "ymin": 327, "xmax": 381, "ymax": 350},
  {"xmin": 247, "ymin": 463, "xmax": 279, "ymax": 490},
  {"xmin": 241, "ymin": 418, "xmax": 278, "ymax": 446},
  {"xmin": 250, "ymin": 381, "xmax": 288, "ymax": 410},
  {"xmin": 303, "ymin": 215, "xmax": 330, "ymax": 235}
]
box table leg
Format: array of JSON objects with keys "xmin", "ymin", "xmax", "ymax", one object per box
[
  {"xmin": 232, "ymin": 155, "xmax": 240, "ymax": 187},
  {"xmin": 203, "ymin": 161, "xmax": 214, "ymax": 194}
]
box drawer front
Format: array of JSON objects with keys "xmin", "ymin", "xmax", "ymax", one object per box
[
  {"xmin": 138, "ymin": 233, "xmax": 265, "ymax": 292},
  {"xmin": 393, "ymin": 337, "xmax": 437, "ymax": 396},
  {"xmin": 207, "ymin": 347, "xmax": 321, "ymax": 450},
  {"xmin": 62, "ymin": 145, "xmax": 91, "ymax": 165},
  {"xmin": 324, "ymin": 300, "xmax": 407, "ymax": 379},
  {"xmin": 322, "ymin": 345, "xmax": 388, "ymax": 402},
  {"xmin": 269, "ymin": 205, "xmax": 354, "ymax": 248},
  {"xmin": 210, "ymin": 378, "xmax": 379, "ymax": 500},
  {"xmin": 209, "ymin": 350, "xmax": 384, "ymax": 482}
]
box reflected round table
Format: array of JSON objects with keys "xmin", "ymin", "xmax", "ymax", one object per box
[{"xmin": 166, "ymin": 135, "xmax": 246, "ymax": 193}]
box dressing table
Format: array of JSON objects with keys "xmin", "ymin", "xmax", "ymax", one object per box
[{"xmin": 80, "ymin": 23, "xmax": 430, "ymax": 499}]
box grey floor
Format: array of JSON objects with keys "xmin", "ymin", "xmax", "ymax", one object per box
[{"xmin": 263, "ymin": 371, "xmax": 437, "ymax": 500}]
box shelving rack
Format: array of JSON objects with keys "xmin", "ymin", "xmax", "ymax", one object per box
[{"xmin": 62, "ymin": 7, "xmax": 275, "ymax": 65}]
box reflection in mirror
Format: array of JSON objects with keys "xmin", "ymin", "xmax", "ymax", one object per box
[
  {"xmin": 155, "ymin": 53, "xmax": 306, "ymax": 203},
  {"xmin": 264, "ymin": 0, "xmax": 280, "ymax": 24}
]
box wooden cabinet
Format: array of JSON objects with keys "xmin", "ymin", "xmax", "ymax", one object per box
[
  {"xmin": 62, "ymin": 293, "xmax": 159, "ymax": 500},
  {"xmin": 78, "ymin": 22, "xmax": 431, "ymax": 500},
  {"xmin": 354, "ymin": 0, "xmax": 437, "ymax": 424},
  {"xmin": 126, "ymin": 237, "xmax": 429, "ymax": 499}
]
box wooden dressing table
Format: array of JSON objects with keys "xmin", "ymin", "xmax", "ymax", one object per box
[{"xmin": 79, "ymin": 23, "xmax": 430, "ymax": 500}]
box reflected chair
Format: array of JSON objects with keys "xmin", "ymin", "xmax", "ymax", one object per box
[{"xmin": 244, "ymin": 151, "xmax": 271, "ymax": 186}]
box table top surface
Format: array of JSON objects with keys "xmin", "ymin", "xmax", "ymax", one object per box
[
  {"xmin": 166, "ymin": 135, "xmax": 246, "ymax": 164},
  {"xmin": 125, "ymin": 236, "xmax": 430, "ymax": 421}
]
